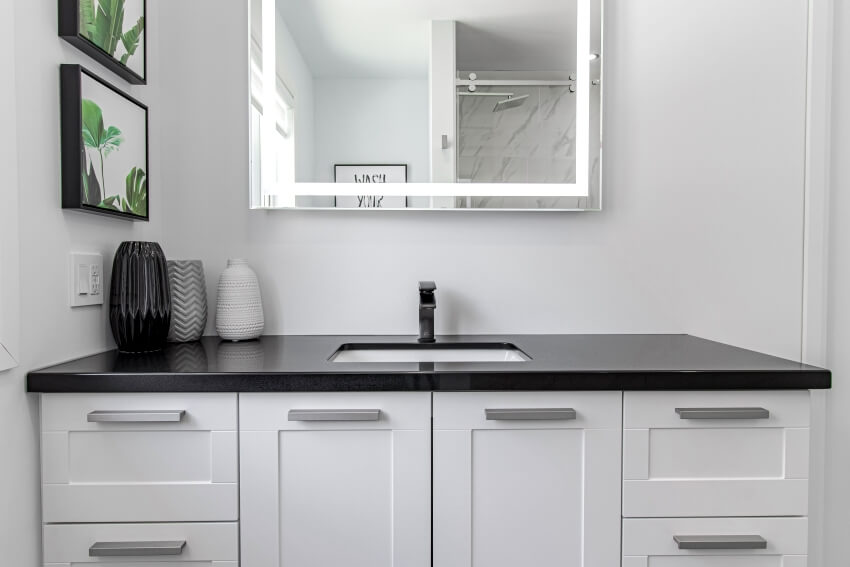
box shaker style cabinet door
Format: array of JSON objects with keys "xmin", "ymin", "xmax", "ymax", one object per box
[
  {"xmin": 433, "ymin": 392, "xmax": 623, "ymax": 567},
  {"xmin": 239, "ymin": 393, "xmax": 432, "ymax": 567}
]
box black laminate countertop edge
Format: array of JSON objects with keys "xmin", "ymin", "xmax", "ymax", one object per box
[{"xmin": 26, "ymin": 334, "xmax": 832, "ymax": 393}]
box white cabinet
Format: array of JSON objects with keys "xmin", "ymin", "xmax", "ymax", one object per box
[
  {"xmin": 239, "ymin": 392, "xmax": 432, "ymax": 567},
  {"xmin": 623, "ymin": 391, "xmax": 810, "ymax": 517},
  {"xmin": 38, "ymin": 388, "xmax": 815, "ymax": 567},
  {"xmin": 622, "ymin": 517, "xmax": 808, "ymax": 567},
  {"xmin": 432, "ymin": 392, "xmax": 622, "ymax": 567},
  {"xmin": 40, "ymin": 393, "xmax": 238, "ymax": 523}
]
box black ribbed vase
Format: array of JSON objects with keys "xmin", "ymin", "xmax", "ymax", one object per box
[{"xmin": 109, "ymin": 242, "xmax": 172, "ymax": 353}]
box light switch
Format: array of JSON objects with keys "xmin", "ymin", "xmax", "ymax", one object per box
[
  {"xmin": 77, "ymin": 265, "xmax": 90, "ymax": 295},
  {"xmin": 69, "ymin": 253, "xmax": 104, "ymax": 307}
]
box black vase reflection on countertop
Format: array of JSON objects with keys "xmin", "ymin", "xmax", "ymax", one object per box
[{"xmin": 109, "ymin": 241, "xmax": 172, "ymax": 353}]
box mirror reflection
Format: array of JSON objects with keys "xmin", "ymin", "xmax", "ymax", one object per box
[{"xmin": 249, "ymin": 0, "xmax": 601, "ymax": 210}]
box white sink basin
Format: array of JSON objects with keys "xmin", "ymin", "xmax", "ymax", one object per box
[{"xmin": 331, "ymin": 344, "xmax": 529, "ymax": 363}]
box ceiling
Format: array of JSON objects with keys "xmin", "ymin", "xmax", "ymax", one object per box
[{"xmin": 276, "ymin": 0, "xmax": 577, "ymax": 78}]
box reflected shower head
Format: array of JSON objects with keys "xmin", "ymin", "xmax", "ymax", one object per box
[{"xmin": 493, "ymin": 94, "xmax": 529, "ymax": 113}]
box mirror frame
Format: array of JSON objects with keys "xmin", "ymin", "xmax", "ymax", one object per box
[{"xmin": 248, "ymin": 0, "xmax": 603, "ymax": 212}]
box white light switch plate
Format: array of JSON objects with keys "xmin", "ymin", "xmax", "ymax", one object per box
[{"xmin": 69, "ymin": 253, "xmax": 104, "ymax": 307}]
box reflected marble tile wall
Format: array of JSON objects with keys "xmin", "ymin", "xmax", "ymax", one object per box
[{"xmin": 458, "ymin": 86, "xmax": 577, "ymax": 184}]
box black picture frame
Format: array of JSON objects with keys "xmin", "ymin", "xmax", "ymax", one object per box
[
  {"xmin": 61, "ymin": 64, "xmax": 150, "ymax": 221},
  {"xmin": 59, "ymin": 0, "xmax": 147, "ymax": 85}
]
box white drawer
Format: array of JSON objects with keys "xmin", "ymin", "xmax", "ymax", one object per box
[
  {"xmin": 623, "ymin": 517, "xmax": 807, "ymax": 567},
  {"xmin": 43, "ymin": 522, "xmax": 238, "ymax": 566},
  {"xmin": 623, "ymin": 391, "xmax": 809, "ymax": 517},
  {"xmin": 433, "ymin": 391, "xmax": 622, "ymax": 430},
  {"xmin": 240, "ymin": 392, "xmax": 431, "ymax": 431},
  {"xmin": 41, "ymin": 394, "xmax": 238, "ymax": 523}
]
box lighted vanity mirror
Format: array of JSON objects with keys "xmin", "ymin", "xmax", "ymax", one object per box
[{"xmin": 249, "ymin": 0, "xmax": 602, "ymax": 210}]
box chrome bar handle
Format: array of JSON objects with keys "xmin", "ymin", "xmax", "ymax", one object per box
[
  {"xmin": 89, "ymin": 540, "xmax": 186, "ymax": 557},
  {"xmin": 675, "ymin": 407, "xmax": 769, "ymax": 420},
  {"xmin": 485, "ymin": 408, "xmax": 577, "ymax": 421},
  {"xmin": 673, "ymin": 535, "xmax": 767, "ymax": 550},
  {"xmin": 288, "ymin": 409, "xmax": 381, "ymax": 422},
  {"xmin": 87, "ymin": 410, "xmax": 186, "ymax": 423}
]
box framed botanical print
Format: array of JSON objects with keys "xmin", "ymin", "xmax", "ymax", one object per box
[
  {"xmin": 60, "ymin": 64, "xmax": 149, "ymax": 221},
  {"xmin": 334, "ymin": 164, "xmax": 408, "ymax": 208},
  {"xmin": 59, "ymin": 0, "xmax": 147, "ymax": 84}
]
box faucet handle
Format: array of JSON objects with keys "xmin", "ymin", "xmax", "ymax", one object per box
[{"xmin": 419, "ymin": 281, "xmax": 437, "ymax": 293}]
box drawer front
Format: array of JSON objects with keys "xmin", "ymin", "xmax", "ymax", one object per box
[
  {"xmin": 623, "ymin": 391, "xmax": 809, "ymax": 517},
  {"xmin": 41, "ymin": 394, "xmax": 238, "ymax": 523},
  {"xmin": 43, "ymin": 522, "xmax": 238, "ymax": 565},
  {"xmin": 433, "ymin": 391, "xmax": 622, "ymax": 430},
  {"xmin": 240, "ymin": 392, "xmax": 432, "ymax": 431},
  {"xmin": 623, "ymin": 518, "xmax": 807, "ymax": 567}
]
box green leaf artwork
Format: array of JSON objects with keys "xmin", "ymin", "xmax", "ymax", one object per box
[
  {"xmin": 120, "ymin": 17, "xmax": 145, "ymax": 65},
  {"xmin": 122, "ymin": 167, "xmax": 147, "ymax": 217},
  {"xmin": 81, "ymin": 99, "xmax": 123, "ymax": 198},
  {"xmin": 79, "ymin": 0, "xmax": 145, "ymax": 67},
  {"xmin": 99, "ymin": 195, "xmax": 121, "ymax": 210},
  {"xmin": 78, "ymin": 94, "xmax": 146, "ymax": 217},
  {"xmin": 81, "ymin": 149, "xmax": 102, "ymax": 206}
]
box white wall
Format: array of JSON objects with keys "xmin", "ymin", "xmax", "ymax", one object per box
[
  {"xmin": 313, "ymin": 78, "xmax": 430, "ymax": 182},
  {"xmin": 0, "ymin": 0, "xmax": 20, "ymax": 372},
  {"xmin": 276, "ymin": 10, "xmax": 315, "ymax": 182},
  {"xmin": 0, "ymin": 1, "xmax": 164, "ymax": 564},
  {"xmin": 164, "ymin": 0, "xmax": 808, "ymax": 363},
  {"xmin": 823, "ymin": 0, "xmax": 850, "ymax": 562}
]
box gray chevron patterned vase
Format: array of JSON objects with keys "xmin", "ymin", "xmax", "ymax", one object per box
[{"xmin": 166, "ymin": 260, "xmax": 208, "ymax": 342}]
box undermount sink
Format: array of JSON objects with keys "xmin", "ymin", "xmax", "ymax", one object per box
[{"xmin": 330, "ymin": 343, "xmax": 530, "ymax": 363}]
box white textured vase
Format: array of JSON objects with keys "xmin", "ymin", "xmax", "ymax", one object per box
[{"xmin": 215, "ymin": 259, "xmax": 264, "ymax": 341}]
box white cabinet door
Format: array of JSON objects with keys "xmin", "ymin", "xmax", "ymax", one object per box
[
  {"xmin": 433, "ymin": 392, "xmax": 622, "ymax": 567},
  {"xmin": 240, "ymin": 392, "xmax": 431, "ymax": 567},
  {"xmin": 623, "ymin": 391, "xmax": 810, "ymax": 517}
]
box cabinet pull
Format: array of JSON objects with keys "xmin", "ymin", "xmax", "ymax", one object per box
[
  {"xmin": 87, "ymin": 410, "xmax": 186, "ymax": 423},
  {"xmin": 485, "ymin": 408, "xmax": 577, "ymax": 421},
  {"xmin": 288, "ymin": 409, "xmax": 381, "ymax": 421},
  {"xmin": 675, "ymin": 407, "xmax": 769, "ymax": 420},
  {"xmin": 89, "ymin": 540, "xmax": 186, "ymax": 557},
  {"xmin": 673, "ymin": 535, "xmax": 767, "ymax": 550}
]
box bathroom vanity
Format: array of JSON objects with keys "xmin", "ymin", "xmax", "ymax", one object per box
[{"xmin": 28, "ymin": 334, "xmax": 828, "ymax": 567}]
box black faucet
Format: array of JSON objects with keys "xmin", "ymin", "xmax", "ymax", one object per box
[{"xmin": 418, "ymin": 281, "xmax": 436, "ymax": 343}]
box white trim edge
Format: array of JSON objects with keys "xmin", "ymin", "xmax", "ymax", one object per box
[{"xmin": 801, "ymin": 0, "xmax": 835, "ymax": 566}]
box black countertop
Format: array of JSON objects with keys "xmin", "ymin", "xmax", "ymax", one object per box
[{"xmin": 26, "ymin": 334, "xmax": 831, "ymax": 392}]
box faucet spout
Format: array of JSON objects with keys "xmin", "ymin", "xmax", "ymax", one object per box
[{"xmin": 418, "ymin": 281, "xmax": 436, "ymax": 343}]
